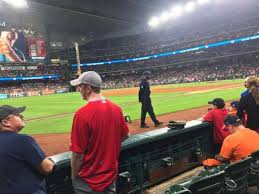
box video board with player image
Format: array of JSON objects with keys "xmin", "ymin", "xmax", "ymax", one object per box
[
  {"xmin": 0, "ymin": 31, "xmax": 27, "ymax": 62},
  {"xmin": 0, "ymin": 30, "xmax": 46, "ymax": 62}
]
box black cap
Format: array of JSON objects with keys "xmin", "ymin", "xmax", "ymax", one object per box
[
  {"xmin": 230, "ymin": 101, "xmax": 239, "ymax": 109},
  {"xmin": 208, "ymin": 98, "xmax": 225, "ymax": 108},
  {"xmin": 224, "ymin": 115, "xmax": 241, "ymax": 126},
  {"xmin": 0, "ymin": 105, "xmax": 26, "ymax": 121}
]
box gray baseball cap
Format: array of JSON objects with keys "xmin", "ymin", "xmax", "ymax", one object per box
[
  {"xmin": 0, "ymin": 105, "xmax": 26, "ymax": 121},
  {"xmin": 70, "ymin": 71, "xmax": 102, "ymax": 87}
]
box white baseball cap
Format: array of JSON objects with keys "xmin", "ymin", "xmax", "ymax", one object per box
[{"xmin": 70, "ymin": 71, "xmax": 102, "ymax": 88}]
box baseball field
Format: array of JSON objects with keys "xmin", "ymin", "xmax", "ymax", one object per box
[{"xmin": 1, "ymin": 79, "xmax": 244, "ymax": 136}]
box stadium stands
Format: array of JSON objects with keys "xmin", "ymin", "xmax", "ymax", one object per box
[
  {"xmin": 67, "ymin": 20, "xmax": 259, "ymax": 89},
  {"xmin": 0, "ymin": 63, "xmax": 69, "ymax": 97},
  {"xmin": 100, "ymin": 60, "xmax": 259, "ymax": 89},
  {"xmin": 62, "ymin": 17, "xmax": 259, "ymax": 64},
  {"xmin": 52, "ymin": 15, "xmax": 257, "ymax": 61},
  {"xmin": 0, "ymin": 81, "xmax": 69, "ymax": 97},
  {"xmin": 1, "ymin": 10, "xmax": 259, "ymax": 95},
  {"xmin": 0, "ymin": 64, "xmax": 64, "ymax": 78},
  {"xmin": 1, "ymin": 53, "xmax": 258, "ymax": 94}
]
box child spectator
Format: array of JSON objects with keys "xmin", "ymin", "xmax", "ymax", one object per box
[
  {"xmin": 228, "ymin": 101, "xmax": 239, "ymax": 115},
  {"xmin": 201, "ymin": 98, "xmax": 230, "ymax": 154}
]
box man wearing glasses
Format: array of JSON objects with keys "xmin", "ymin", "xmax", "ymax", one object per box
[{"xmin": 0, "ymin": 105, "xmax": 55, "ymax": 194}]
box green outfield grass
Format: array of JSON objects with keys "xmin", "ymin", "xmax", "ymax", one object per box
[{"xmin": 0, "ymin": 80, "xmax": 244, "ymax": 135}]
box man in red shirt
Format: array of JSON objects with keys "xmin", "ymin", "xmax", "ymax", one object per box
[
  {"xmin": 201, "ymin": 98, "xmax": 229, "ymax": 154},
  {"xmin": 70, "ymin": 71, "xmax": 130, "ymax": 194}
]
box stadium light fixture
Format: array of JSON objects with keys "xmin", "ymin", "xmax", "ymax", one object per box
[
  {"xmin": 171, "ymin": 5, "xmax": 183, "ymax": 18},
  {"xmin": 148, "ymin": 0, "xmax": 210, "ymax": 28},
  {"xmin": 1, "ymin": 0, "xmax": 28, "ymax": 8},
  {"xmin": 184, "ymin": 1, "xmax": 197, "ymax": 13},
  {"xmin": 197, "ymin": 0, "xmax": 211, "ymax": 5},
  {"xmin": 148, "ymin": 16, "xmax": 160, "ymax": 28},
  {"xmin": 160, "ymin": 11, "xmax": 170, "ymax": 22}
]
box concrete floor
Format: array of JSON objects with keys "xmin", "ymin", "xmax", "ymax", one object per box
[{"xmin": 247, "ymin": 186, "xmax": 258, "ymax": 194}]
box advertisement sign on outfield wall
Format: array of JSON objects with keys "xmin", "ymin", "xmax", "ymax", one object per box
[{"xmin": 0, "ymin": 94, "xmax": 8, "ymax": 99}]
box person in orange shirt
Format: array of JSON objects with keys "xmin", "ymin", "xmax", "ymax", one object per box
[
  {"xmin": 227, "ymin": 101, "xmax": 239, "ymax": 115},
  {"xmin": 215, "ymin": 115, "xmax": 259, "ymax": 163}
]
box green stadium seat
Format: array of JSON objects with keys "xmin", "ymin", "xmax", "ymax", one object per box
[
  {"xmin": 46, "ymin": 152, "xmax": 73, "ymax": 193},
  {"xmin": 165, "ymin": 189, "xmax": 192, "ymax": 194},
  {"xmin": 187, "ymin": 171, "xmax": 225, "ymax": 194},
  {"xmin": 248, "ymin": 150, "xmax": 259, "ymax": 191},
  {"xmin": 224, "ymin": 157, "xmax": 252, "ymax": 194},
  {"xmin": 166, "ymin": 185, "xmax": 192, "ymax": 194}
]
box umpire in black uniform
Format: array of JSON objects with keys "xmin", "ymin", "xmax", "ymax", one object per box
[{"xmin": 139, "ymin": 72, "xmax": 163, "ymax": 128}]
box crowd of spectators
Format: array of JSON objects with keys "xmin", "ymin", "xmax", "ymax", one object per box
[
  {"xmin": 0, "ymin": 63, "xmax": 70, "ymax": 97},
  {"xmin": 1, "ymin": 58, "xmax": 258, "ymax": 95},
  {"xmin": 78, "ymin": 37, "xmax": 259, "ymax": 74},
  {"xmin": 101, "ymin": 61, "xmax": 259, "ymax": 89},
  {"xmin": 0, "ymin": 65, "xmax": 64, "ymax": 78},
  {"xmin": 79, "ymin": 25, "xmax": 259, "ymax": 62},
  {"xmin": 0, "ymin": 81, "xmax": 69, "ymax": 96}
]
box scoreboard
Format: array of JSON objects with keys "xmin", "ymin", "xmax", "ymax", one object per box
[{"xmin": 27, "ymin": 37, "xmax": 46, "ymax": 60}]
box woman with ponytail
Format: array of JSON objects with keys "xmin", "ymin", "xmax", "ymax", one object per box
[{"xmin": 237, "ymin": 76, "xmax": 259, "ymax": 132}]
